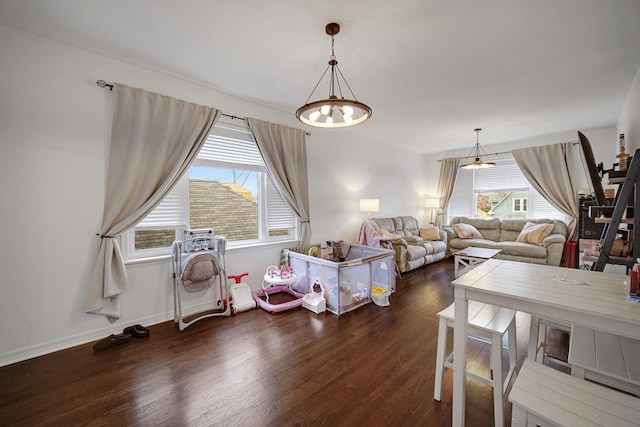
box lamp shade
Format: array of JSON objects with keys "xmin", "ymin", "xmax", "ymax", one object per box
[
  {"xmin": 359, "ymin": 198, "xmax": 379, "ymax": 213},
  {"xmin": 424, "ymin": 198, "xmax": 439, "ymax": 209}
]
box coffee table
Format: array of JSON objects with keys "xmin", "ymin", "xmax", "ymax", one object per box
[{"xmin": 453, "ymin": 247, "xmax": 501, "ymax": 278}]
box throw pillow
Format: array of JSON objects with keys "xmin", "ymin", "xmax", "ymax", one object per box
[
  {"xmin": 453, "ymin": 223, "xmax": 483, "ymax": 239},
  {"xmin": 419, "ymin": 226, "xmax": 442, "ymax": 241},
  {"xmin": 380, "ymin": 229, "xmax": 401, "ymax": 239},
  {"xmin": 516, "ymin": 222, "xmax": 554, "ymax": 245}
]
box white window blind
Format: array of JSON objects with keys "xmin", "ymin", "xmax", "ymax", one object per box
[
  {"xmin": 448, "ymin": 167, "xmax": 474, "ymax": 219},
  {"xmin": 267, "ymin": 177, "xmax": 296, "ymax": 230},
  {"xmin": 136, "ymin": 176, "xmax": 188, "ymax": 228},
  {"xmin": 474, "ymin": 158, "xmax": 528, "ymax": 192},
  {"xmin": 197, "ymin": 121, "xmax": 265, "ymax": 171},
  {"xmin": 203, "ymin": 120, "xmax": 296, "ymax": 231}
]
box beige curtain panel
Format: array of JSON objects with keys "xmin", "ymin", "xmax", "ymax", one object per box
[
  {"xmin": 247, "ymin": 118, "xmax": 311, "ymax": 245},
  {"xmin": 87, "ymin": 83, "xmax": 219, "ymax": 318},
  {"xmin": 436, "ymin": 157, "xmax": 459, "ymax": 227},
  {"xmin": 512, "ymin": 142, "xmax": 580, "ymax": 241}
]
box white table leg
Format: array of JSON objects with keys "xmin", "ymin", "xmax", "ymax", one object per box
[{"xmin": 452, "ymin": 287, "xmax": 468, "ymax": 427}]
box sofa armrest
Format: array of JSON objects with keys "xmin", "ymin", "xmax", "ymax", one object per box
[
  {"xmin": 543, "ymin": 233, "xmax": 567, "ymax": 266},
  {"xmin": 542, "ymin": 233, "xmax": 566, "ymax": 247},
  {"xmin": 443, "ymin": 226, "xmax": 456, "ymax": 240}
]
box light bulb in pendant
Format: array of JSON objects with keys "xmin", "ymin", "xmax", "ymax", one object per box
[{"xmin": 309, "ymin": 110, "xmax": 321, "ymax": 122}]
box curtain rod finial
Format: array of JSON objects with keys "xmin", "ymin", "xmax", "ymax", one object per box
[{"xmin": 96, "ymin": 80, "xmax": 113, "ymax": 90}]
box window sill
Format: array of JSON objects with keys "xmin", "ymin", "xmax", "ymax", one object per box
[{"xmin": 124, "ymin": 239, "xmax": 300, "ymax": 267}]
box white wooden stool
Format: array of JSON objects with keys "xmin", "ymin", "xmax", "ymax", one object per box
[
  {"xmin": 569, "ymin": 324, "xmax": 640, "ymax": 396},
  {"xmin": 510, "ymin": 358, "xmax": 640, "ymax": 427},
  {"xmin": 434, "ymin": 301, "xmax": 517, "ymax": 427}
]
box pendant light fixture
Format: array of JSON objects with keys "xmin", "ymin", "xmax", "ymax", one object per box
[
  {"xmin": 296, "ymin": 22, "xmax": 372, "ymax": 128},
  {"xmin": 460, "ymin": 128, "xmax": 495, "ymax": 169}
]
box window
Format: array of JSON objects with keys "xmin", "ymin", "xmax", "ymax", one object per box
[
  {"xmin": 448, "ymin": 154, "xmax": 568, "ymax": 223},
  {"xmin": 125, "ymin": 119, "xmax": 298, "ymax": 260},
  {"xmin": 512, "ymin": 198, "xmax": 527, "ymax": 213}
]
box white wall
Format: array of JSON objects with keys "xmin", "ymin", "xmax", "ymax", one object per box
[
  {"xmin": 0, "ymin": 25, "xmax": 428, "ymax": 366},
  {"xmin": 618, "ymin": 64, "xmax": 640, "ymax": 151}
]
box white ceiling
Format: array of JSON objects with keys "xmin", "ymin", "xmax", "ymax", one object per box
[{"xmin": 2, "ymin": 0, "xmax": 640, "ymax": 153}]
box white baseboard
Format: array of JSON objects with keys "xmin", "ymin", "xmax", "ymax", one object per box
[{"xmin": 0, "ymin": 300, "xmax": 227, "ymax": 367}]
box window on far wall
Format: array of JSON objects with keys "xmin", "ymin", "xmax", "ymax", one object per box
[
  {"xmin": 123, "ymin": 119, "xmax": 298, "ymax": 260},
  {"xmin": 447, "ymin": 154, "xmax": 568, "ymax": 223},
  {"xmin": 512, "ymin": 198, "xmax": 527, "ymax": 213}
]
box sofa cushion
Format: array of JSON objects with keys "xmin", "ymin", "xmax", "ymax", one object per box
[
  {"xmin": 399, "ymin": 216, "xmax": 420, "ymax": 236},
  {"xmin": 372, "ymin": 217, "xmax": 396, "ymax": 234},
  {"xmin": 392, "ymin": 217, "xmax": 404, "ymax": 234},
  {"xmin": 453, "ymin": 223, "xmax": 483, "ymax": 239},
  {"xmin": 420, "ymin": 226, "xmax": 442, "ymax": 241},
  {"xmin": 516, "ymin": 222, "xmax": 554, "ymax": 246},
  {"xmin": 494, "ymin": 241, "xmax": 547, "ymax": 258},
  {"xmin": 449, "ymin": 238, "xmax": 497, "ymax": 251},
  {"xmin": 424, "ymin": 240, "xmax": 447, "ymax": 254},
  {"xmin": 499, "ymin": 218, "xmax": 528, "ymax": 241},
  {"xmin": 406, "ymin": 243, "xmax": 427, "ymax": 260},
  {"xmin": 380, "ymin": 229, "xmax": 401, "ymax": 239},
  {"xmin": 451, "ymin": 216, "xmax": 501, "ymax": 241}
]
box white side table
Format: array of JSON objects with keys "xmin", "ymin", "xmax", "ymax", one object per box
[{"xmin": 454, "ymin": 247, "xmax": 501, "ymax": 278}]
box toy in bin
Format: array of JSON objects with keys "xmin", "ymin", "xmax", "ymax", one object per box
[
  {"xmin": 371, "ymin": 286, "xmax": 391, "ymax": 307},
  {"xmin": 302, "ymin": 279, "xmax": 326, "ymax": 314}
]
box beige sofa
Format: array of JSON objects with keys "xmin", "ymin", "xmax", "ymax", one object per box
[
  {"xmin": 444, "ymin": 216, "xmax": 568, "ymax": 266},
  {"xmin": 371, "ymin": 216, "xmax": 447, "ymax": 273}
]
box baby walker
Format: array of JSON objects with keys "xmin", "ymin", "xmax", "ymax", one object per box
[
  {"xmin": 227, "ymin": 272, "xmax": 258, "ymax": 314},
  {"xmin": 253, "ymin": 265, "xmax": 304, "ymax": 314}
]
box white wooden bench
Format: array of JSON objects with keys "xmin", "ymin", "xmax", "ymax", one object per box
[
  {"xmin": 569, "ymin": 324, "xmax": 640, "ymax": 396},
  {"xmin": 509, "ymin": 359, "xmax": 640, "ymax": 427}
]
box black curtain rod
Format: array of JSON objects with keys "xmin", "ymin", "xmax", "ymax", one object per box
[
  {"xmin": 436, "ymin": 141, "xmax": 579, "ymax": 162},
  {"xmin": 96, "ymin": 80, "xmax": 311, "ymax": 136}
]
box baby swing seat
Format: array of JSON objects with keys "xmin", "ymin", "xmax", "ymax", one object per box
[{"xmin": 172, "ymin": 230, "xmax": 231, "ymax": 330}]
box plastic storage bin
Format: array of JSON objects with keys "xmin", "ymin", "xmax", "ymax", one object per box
[{"xmin": 287, "ymin": 244, "xmax": 395, "ymax": 315}]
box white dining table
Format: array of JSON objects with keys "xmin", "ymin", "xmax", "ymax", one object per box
[{"xmin": 450, "ymin": 259, "xmax": 640, "ymax": 427}]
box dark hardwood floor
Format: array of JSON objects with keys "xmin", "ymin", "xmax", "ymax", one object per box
[{"xmin": 0, "ymin": 258, "xmax": 536, "ymax": 426}]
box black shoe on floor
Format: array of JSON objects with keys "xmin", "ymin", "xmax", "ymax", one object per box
[
  {"xmin": 123, "ymin": 324, "xmax": 150, "ymax": 338},
  {"xmin": 92, "ymin": 333, "xmax": 132, "ymax": 352}
]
